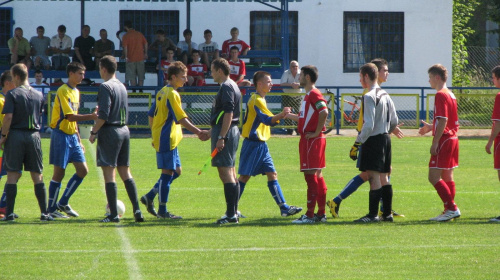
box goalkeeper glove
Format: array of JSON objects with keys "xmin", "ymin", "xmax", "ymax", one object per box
[{"xmin": 350, "ymin": 142, "xmax": 361, "ymax": 161}]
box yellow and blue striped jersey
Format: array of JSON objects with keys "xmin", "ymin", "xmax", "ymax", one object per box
[
  {"xmin": 150, "ymin": 86, "xmax": 188, "ymax": 152},
  {"xmin": 50, "ymin": 84, "xmax": 80, "ymax": 135},
  {"xmin": 241, "ymin": 93, "xmax": 278, "ymax": 142},
  {"xmin": 0, "ymin": 93, "xmax": 5, "ymax": 127}
]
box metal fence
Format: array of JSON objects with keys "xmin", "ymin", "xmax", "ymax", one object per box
[{"xmin": 42, "ymin": 85, "xmax": 499, "ymax": 134}]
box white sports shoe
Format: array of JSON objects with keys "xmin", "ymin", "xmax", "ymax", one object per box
[
  {"xmin": 489, "ymin": 216, "xmax": 500, "ymax": 222},
  {"xmin": 292, "ymin": 214, "xmax": 315, "ymax": 224},
  {"xmin": 50, "ymin": 210, "xmax": 69, "ymax": 219},
  {"xmin": 436, "ymin": 209, "xmax": 461, "ymax": 222},
  {"xmin": 57, "ymin": 204, "xmax": 79, "ymax": 217}
]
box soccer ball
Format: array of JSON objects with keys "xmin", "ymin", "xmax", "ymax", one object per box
[{"xmin": 105, "ymin": 200, "xmax": 126, "ymax": 217}]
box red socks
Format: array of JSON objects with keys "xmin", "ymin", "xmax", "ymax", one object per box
[
  {"xmin": 316, "ymin": 177, "xmax": 328, "ymax": 216},
  {"xmin": 304, "ymin": 174, "xmax": 328, "ymax": 217},
  {"xmin": 433, "ymin": 180, "xmax": 457, "ymax": 211}
]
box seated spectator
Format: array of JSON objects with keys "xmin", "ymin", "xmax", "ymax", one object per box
[
  {"xmin": 8, "ymin": 27, "xmax": 32, "ymax": 68},
  {"xmin": 149, "ymin": 29, "xmax": 177, "ymax": 62},
  {"xmin": 73, "ymin": 25, "xmax": 96, "ymax": 70},
  {"xmin": 228, "ymin": 46, "xmax": 251, "ymax": 87},
  {"xmin": 50, "ymin": 25, "xmax": 72, "ymax": 70},
  {"xmin": 30, "ymin": 26, "xmax": 51, "ymax": 70},
  {"xmin": 198, "ymin": 29, "xmax": 219, "ymax": 69},
  {"xmin": 30, "ymin": 70, "xmax": 50, "ymax": 132},
  {"xmin": 187, "ymin": 50, "xmax": 207, "ymax": 87},
  {"xmin": 221, "ymin": 27, "xmax": 250, "ymax": 59},
  {"xmin": 160, "ymin": 48, "xmax": 176, "ymax": 85},
  {"xmin": 177, "ymin": 29, "xmax": 197, "ymax": 66},
  {"xmin": 93, "ymin": 29, "xmax": 115, "ymax": 69}
]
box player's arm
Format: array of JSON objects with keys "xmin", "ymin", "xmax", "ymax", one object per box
[
  {"xmin": 0, "ymin": 113, "xmax": 13, "ymax": 149},
  {"xmin": 486, "ymin": 120, "xmax": 500, "ymax": 154},
  {"xmin": 66, "ymin": 111, "xmax": 98, "ymax": 122},
  {"xmin": 418, "ymin": 120, "xmax": 433, "ymax": 135},
  {"xmin": 216, "ymin": 112, "xmax": 233, "ymax": 151},
  {"xmin": 74, "ymin": 41, "xmax": 84, "ymax": 64},
  {"xmin": 285, "ymin": 113, "xmax": 299, "ymax": 122},
  {"xmin": 430, "ymin": 117, "xmax": 447, "ymax": 155},
  {"xmin": 305, "ymin": 109, "xmax": 327, "ymax": 139}
]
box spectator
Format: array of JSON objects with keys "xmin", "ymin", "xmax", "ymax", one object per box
[
  {"xmin": 50, "ymin": 25, "xmax": 72, "ymax": 70},
  {"xmin": 177, "ymin": 29, "xmax": 197, "ymax": 66},
  {"xmin": 187, "ymin": 50, "xmax": 207, "ymax": 86},
  {"xmin": 116, "ymin": 29, "xmax": 127, "ymax": 62},
  {"xmin": 122, "ymin": 21, "xmax": 148, "ymax": 88},
  {"xmin": 149, "ymin": 29, "xmax": 177, "ymax": 62},
  {"xmin": 281, "ymin": 60, "xmax": 302, "ymax": 134},
  {"xmin": 93, "ymin": 29, "xmax": 115, "ymax": 69},
  {"xmin": 221, "ymin": 27, "xmax": 250, "ymax": 59},
  {"xmin": 73, "ymin": 25, "xmax": 96, "ymax": 71},
  {"xmin": 160, "ymin": 48, "xmax": 176, "ymax": 85},
  {"xmin": 8, "ymin": 27, "xmax": 32, "ymax": 68},
  {"xmin": 30, "ymin": 70, "xmax": 50, "ymax": 132},
  {"xmin": 30, "ymin": 26, "xmax": 51, "ymax": 70},
  {"xmin": 228, "ymin": 46, "xmax": 251, "ymax": 87},
  {"xmin": 198, "ymin": 29, "xmax": 219, "ymax": 69}
]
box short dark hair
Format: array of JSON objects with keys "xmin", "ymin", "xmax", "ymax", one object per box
[
  {"xmin": 301, "ymin": 65, "xmax": 319, "ymax": 83},
  {"xmin": 99, "ymin": 55, "xmax": 117, "ymax": 74},
  {"xmin": 37, "ymin": 26, "xmax": 44, "ymax": 31},
  {"xmin": 82, "ymin": 25, "xmax": 90, "ymax": 30},
  {"xmin": 253, "ymin": 71, "xmax": 271, "ymax": 86},
  {"xmin": 191, "ymin": 49, "xmax": 200, "ymax": 55},
  {"xmin": 124, "ymin": 20, "xmax": 133, "ymax": 29},
  {"xmin": 100, "ymin": 28, "xmax": 107, "ymax": 33},
  {"xmin": 166, "ymin": 47, "xmax": 176, "ymax": 53},
  {"xmin": 183, "ymin": 29, "xmax": 192, "ymax": 36},
  {"xmin": 212, "ymin": 58, "xmax": 230, "ymax": 76},
  {"xmin": 34, "ymin": 70, "xmax": 43, "ymax": 75},
  {"xmin": 0, "ymin": 71, "xmax": 12, "ymax": 88},
  {"xmin": 230, "ymin": 46, "xmax": 239, "ymax": 52},
  {"xmin": 66, "ymin": 62, "xmax": 86, "ymax": 76},
  {"xmin": 204, "ymin": 29, "xmax": 212, "ymax": 35},
  {"xmin": 492, "ymin": 65, "xmax": 500, "ymax": 79},
  {"xmin": 58, "ymin": 25, "xmax": 66, "ymax": 32},
  {"xmin": 167, "ymin": 61, "xmax": 187, "ymax": 81},
  {"xmin": 11, "ymin": 63, "xmax": 28, "ymax": 82},
  {"xmin": 14, "ymin": 27, "xmax": 22, "ymax": 32},
  {"xmin": 230, "ymin": 27, "xmax": 239, "ymax": 33},
  {"xmin": 360, "ymin": 63, "xmax": 378, "ymax": 82},
  {"xmin": 370, "ymin": 58, "xmax": 388, "ymax": 72},
  {"xmin": 155, "ymin": 29, "xmax": 165, "ymax": 35},
  {"xmin": 428, "ymin": 64, "xmax": 448, "ymax": 82}
]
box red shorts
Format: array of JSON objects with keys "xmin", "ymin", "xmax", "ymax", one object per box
[
  {"xmin": 429, "ymin": 136, "xmax": 458, "ymax": 169},
  {"xmin": 299, "ymin": 135, "xmax": 326, "ymax": 171},
  {"xmin": 494, "ymin": 136, "xmax": 500, "ymax": 169}
]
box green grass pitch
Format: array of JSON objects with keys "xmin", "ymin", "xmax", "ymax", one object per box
[{"xmin": 1, "ymin": 135, "xmax": 499, "ymax": 279}]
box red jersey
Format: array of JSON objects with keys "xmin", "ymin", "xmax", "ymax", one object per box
[
  {"xmin": 433, "ymin": 89, "xmax": 459, "ymax": 137},
  {"xmin": 160, "ymin": 60, "xmax": 173, "ymax": 81},
  {"xmin": 298, "ymin": 88, "xmax": 327, "ymax": 134},
  {"xmin": 187, "ymin": 63, "xmax": 207, "ymax": 86},
  {"xmin": 228, "ymin": 59, "xmax": 246, "ymax": 83},
  {"xmin": 492, "ymin": 92, "xmax": 500, "ymax": 121},
  {"xmin": 222, "ymin": 39, "xmax": 250, "ymax": 57}
]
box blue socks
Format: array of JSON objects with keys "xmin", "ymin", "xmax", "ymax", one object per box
[
  {"xmin": 58, "ymin": 174, "xmax": 83, "ymax": 206},
  {"xmin": 0, "ymin": 187, "xmax": 6, "ymax": 208},
  {"xmin": 267, "ymin": 180, "xmax": 288, "ymax": 210},
  {"xmin": 158, "ymin": 173, "xmax": 173, "ymax": 214},
  {"xmin": 48, "ymin": 180, "xmax": 62, "ymax": 212},
  {"xmin": 238, "ymin": 180, "xmax": 246, "ymax": 199},
  {"xmin": 333, "ymin": 175, "xmax": 365, "ymax": 205},
  {"xmin": 146, "ymin": 171, "xmax": 179, "ymax": 200}
]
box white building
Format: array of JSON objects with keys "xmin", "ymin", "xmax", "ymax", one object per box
[{"xmin": 1, "ymin": 0, "xmax": 452, "ymax": 87}]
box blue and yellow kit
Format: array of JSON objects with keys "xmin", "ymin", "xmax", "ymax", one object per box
[
  {"xmin": 50, "ymin": 84, "xmax": 80, "ymax": 135},
  {"xmin": 241, "ymin": 93, "xmax": 278, "ymax": 142}
]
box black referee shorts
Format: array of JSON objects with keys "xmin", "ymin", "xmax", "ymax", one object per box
[{"xmin": 359, "ymin": 133, "xmax": 391, "ymax": 173}]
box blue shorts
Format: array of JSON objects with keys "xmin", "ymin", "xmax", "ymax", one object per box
[
  {"xmin": 156, "ymin": 147, "xmax": 181, "ymax": 170},
  {"xmin": 238, "ymin": 139, "xmax": 275, "ymax": 176},
  {"xmin": 49, "ymin": 129, "xmax": 86, "ymax": 169}
]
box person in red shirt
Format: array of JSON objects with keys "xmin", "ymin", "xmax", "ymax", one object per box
[
  {"xmin": 285, "ymin": 65, "xmax": 328, "ymax": 224},
  {"xmin": 160, "ymin": 48, "xmax": 176, "ymax": 85},
  {"xmin": 228, "ymin": 46, "xmax": 251, "ymax": 87},
  {"xmin": 187, "ymin": 50, "xmax": 207, "ymax": 86},
  {"xmin": 419, "ymin": 64, "xmax": 460, "ymax": 222},
  {"xmin": 485, "ymin": 65, "xmax": 500, "ymax": 222},
  {"xmin": 221, "ymin": 27, "xmax": 250, "ymax": 59}
]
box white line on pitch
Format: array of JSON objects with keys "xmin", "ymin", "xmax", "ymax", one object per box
[{"xmin": 86, "ymin": 141, "xmax": 142, "ymax": 280}]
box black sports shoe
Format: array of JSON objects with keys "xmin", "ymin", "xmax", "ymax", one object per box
[
  {"xmin": 134, "ymin": 210, "xmax": 145, "ymax": 222},
  {"xmin": 281, "ymin": 206, "xmax": 303, "ymax": 217},
  {"xmin": 215, "ymin": 215, "xmax": 239, "ymax": 224},
  {"xmin": 100, "ymin": 215, "xmax": 120, "ymax": 223},
  {"xmin": 380, "ymin": 214, "xmax": 394, "ymax": 222},
  {"xmin": 40, "ymin": 214, "xmax": 55, "ymax": 221},
  {"xmin": 1, "ymin": 213, "xmax": 15, "ymax": 221},
  {"xmin": 157, "ymin": 212, "xmax": 182, "ymax": 219},
  {"xmin": 353, "ymin": 215, "xmax": 380, "ymax": 223},
  {"xmin": 140, "ymin": 195, "xmax": 157, "ymax": 217}
]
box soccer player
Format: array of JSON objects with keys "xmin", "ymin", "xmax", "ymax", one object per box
[
  {"xmin": 237, "ymin": 71, "xmax": 302, "ymax": 217},
  {"xmin": 187, "ymin": 50, "xmax": 207, "ymax": 86},
  {"xmin": 89, "ymin": 55, "xmax": 145, "ymax": 223},
  {"xmin": 419, "ymin": 64, "xmax": 461, "ymax": 222},
  {"xmin": 209, "ymin": 58, "xmax": 242, "ymax": 224},
  {"xmin": 327, "ymin": 58, "xmax": 404, "ymax": 218},
  {"xmin": 46, "ymin": 62, "xmax": 98, "ymax": 218},
  {"xmin": 285, "ymin": 65, "xmax": 328, "ymax": 224},
  {"xmin": 0, "ymin": 64, "xmax": 49, "ymax": 221},
  {"xmin": 351, "ymin": 63, "xmax": 398, "ymax": 223},
  {"xmin": 485, "ymin": 65, "xmax": 500, "ymax": 222},
  {"xmin": 140, "ymin": 61, "xmax": 209, "ymax": 219}
]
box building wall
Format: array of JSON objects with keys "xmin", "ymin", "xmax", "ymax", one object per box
[{"xmin": 5, "ymin": 0, "xmax": 452, "ymax": 87}]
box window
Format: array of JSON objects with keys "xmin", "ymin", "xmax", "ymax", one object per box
[
  {"xmin": 344, "ymin": 12, "xmax": 404, "ymax": 73},
  {"xmin": 120, "ymin": 10, "xmax": 179, "ymax": 46},
  {"xmin": 250, "ymin": 11, "xmax": 298, "ymax": 64}
]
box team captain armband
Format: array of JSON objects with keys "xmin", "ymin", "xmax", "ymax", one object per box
[{"xmin": 315, "ymin": 100, "xmax": 327, "ymax": 111}]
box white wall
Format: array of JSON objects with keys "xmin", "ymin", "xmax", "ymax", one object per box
[{"xmin": 6, "ymin": 0, "xmax": 452, "ymax": 88}]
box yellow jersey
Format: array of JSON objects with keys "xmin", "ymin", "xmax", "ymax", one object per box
[
  {"xmin": 241, "ymin": 93, "xmax": 278, "ymax": 142},
  {"xmin": 50, "ymin": 84, "xmax": 80, "ymax": 135},
  {"xmin": 0, "ymin": 93, "xmax": 5, "ymax": 128}
]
